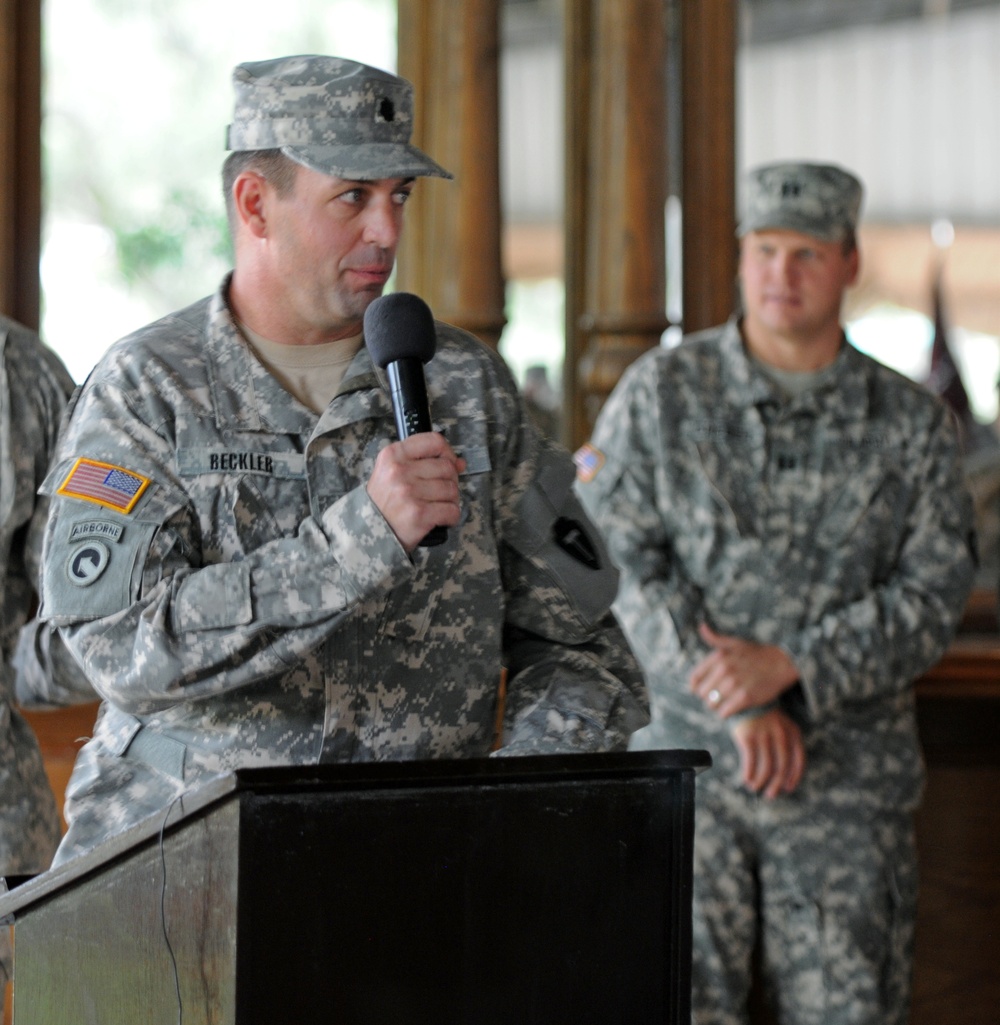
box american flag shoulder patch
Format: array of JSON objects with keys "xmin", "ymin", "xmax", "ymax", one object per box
[
  {"xmin": 57, "ymin": 458, "xmax": 152, "ymax": 514},
  {"xmin": 573, "ymin": 443, "xmax": 605, "ymax": 483}
]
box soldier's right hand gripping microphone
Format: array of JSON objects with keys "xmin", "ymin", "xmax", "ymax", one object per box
[{"xmin": 364, "ymin": 291, "xmax": 447, "ymax": 547}]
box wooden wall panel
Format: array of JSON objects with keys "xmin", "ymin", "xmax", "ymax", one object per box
[
  {"xmin": 20, "ymin": 703, "xmax": 100, "ymax": 833},
  {"xmin": 910, "ymin": 639, "xmax": 1000, "ymax": 1025}
]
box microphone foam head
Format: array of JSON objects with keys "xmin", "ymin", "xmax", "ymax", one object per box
[{"xmin": 364, "ymin": 292, "xmax": 436, "ymax": 368}]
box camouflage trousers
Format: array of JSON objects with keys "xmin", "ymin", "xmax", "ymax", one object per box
[{"xmin": 691, "ymin": 782, "xmax": 917, "ymax": 1025}]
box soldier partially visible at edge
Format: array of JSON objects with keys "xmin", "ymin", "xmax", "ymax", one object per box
[
  {"xmin": 575, "ymin": 162, "xmax": 976, "ymax": 1025},
  {"xmin": 35, "ymin": 55, "xmax": 648, "ymax": 866},
  {"xmin": 0, "ymin": 312, "xmax": 92, "ymax": 989}
]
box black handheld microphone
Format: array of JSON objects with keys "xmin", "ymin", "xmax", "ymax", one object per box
[{"xmin": 364, "ymin": 292, "xmax": 447, "ymax": 547}]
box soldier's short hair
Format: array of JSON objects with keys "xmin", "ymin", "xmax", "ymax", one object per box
[{"xmin": 221, "ymin": 149, "xmax": 299, "ymax": 235}]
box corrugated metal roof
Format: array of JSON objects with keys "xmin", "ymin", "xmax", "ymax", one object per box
[
  {"xmin": 742, "ymin": 0, "xmax": 999, "ymax": 45},
  {"xmin": 739, "ymin": 6, "xmax": 1000, "ymax": 223},
  {"xmin": 501, "ymin": 2, "xmax": 1000, "ymax": 225}
]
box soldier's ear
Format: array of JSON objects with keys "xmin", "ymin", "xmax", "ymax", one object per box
[
  {"xmin": 846, "ymin": 246, "xmax": 860, "ymax": 288},
  {"xmin": 232, "ymin": 172, "xmax": 269, "ymax": 239}
]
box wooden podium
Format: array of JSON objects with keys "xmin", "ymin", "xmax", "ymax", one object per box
[{"xmin": 0, "ymin": 750, "xmax": 709, "ymax": 1025}]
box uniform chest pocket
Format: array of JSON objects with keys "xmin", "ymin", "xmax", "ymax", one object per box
[
  {"xmin": 177, "ymin": 445, "xmax": 310, "ymax": 560},
  {"xmin": 814, "ymin": 462, "xmax": 907, "ymax": 553},
  {"xmin": 208, "ymin": 473, "xmax": 313, "ymax": 560},
  {"xmin": 229, "ymin": 475, "xmax": 284, "ymax": 553}
]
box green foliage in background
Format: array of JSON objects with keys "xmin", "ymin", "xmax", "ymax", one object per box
[
  {"xmin": 42, "ymin": 0, "xmax": 397, "ymax": 378},
  {"xmin": 113, "ymin": 190, "xmax": 231, "ymax": 287}
]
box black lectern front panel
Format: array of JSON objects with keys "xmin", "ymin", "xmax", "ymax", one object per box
[{"xmin": 1, "ymin": 750, "xmax": 708, "ymax": 1025}]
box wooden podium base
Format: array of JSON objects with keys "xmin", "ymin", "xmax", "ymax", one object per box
[{"xmin": 1, "ymin": 751, "xmax": 708, "ymax": 1025}]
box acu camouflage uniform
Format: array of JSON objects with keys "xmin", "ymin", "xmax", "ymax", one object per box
[
  {"xmin": 577, "ymin": 320, "xmax": 976, "ymax": 1025},
  {"xmin": 0, "ymin": 315, "xmax": 77, "ymax": 983},
  {"xmin": 39, "ymin": 281, "xmax": 648, "ymax": 865}
]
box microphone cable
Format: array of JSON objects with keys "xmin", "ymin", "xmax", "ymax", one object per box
[{"xmin": 158, "ymin": 795, "xmax": 184, "ymax": 1025}]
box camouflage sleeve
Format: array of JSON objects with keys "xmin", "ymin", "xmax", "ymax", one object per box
[
  {"xmin": 13, "ymin": 616, "xmax": 96, "ymax": 707},
  {"xmin": 0, "ymin": 327, "xmax": 65, "ymax": 884},
  {"xmin": 13, "ymin": 494, "xmax": 97, "ymax": 707},
  {"xmin": 3, "ymin": 336, "xmax": 94, "ymax": 707},
  {"xmin": 783, "ymin": 406, "xmax": 977, "ymax": 718},
  {"xmin": 493, "ymin": 427, "xmax": 650, "ymax": 755},
  {"xmin": 574, "ymin": 361, "xmax": 707, "ymax": 685},
  {"xmin": 39, "ymin": 380, "xmax": 415, "ymax": 714}
]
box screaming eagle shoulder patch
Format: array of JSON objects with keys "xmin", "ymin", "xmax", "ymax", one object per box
[{"xmin": 57, "ymin": 457, "xmax": 152, "ymax": 514}]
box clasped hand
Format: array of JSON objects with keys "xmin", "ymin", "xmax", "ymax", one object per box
[{"xmin": 689, "ymin": 623, "xmax": 805, "ymax": 798}]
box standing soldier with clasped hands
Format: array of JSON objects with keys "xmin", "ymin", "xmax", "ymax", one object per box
[{"xmin": 576, "ymin": 162, "xmax": 976, "ymax": 1025}]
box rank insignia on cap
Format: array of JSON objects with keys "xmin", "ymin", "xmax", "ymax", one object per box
[
  {"xmin": 573, "ymin": 443, "xmax": 605, "ymax": 483},
  {"xmin": 57, "ymin": 458, "xmax": 151, "ymax": 514}
]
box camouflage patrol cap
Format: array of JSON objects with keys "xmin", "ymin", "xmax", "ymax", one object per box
[
  {"xmin": 226, "ymin": 55, "xmax": 453, "ymax": 181},
  {"xmin": 738, "ymin": 161, "xmax": 863, "ymax": 242}
]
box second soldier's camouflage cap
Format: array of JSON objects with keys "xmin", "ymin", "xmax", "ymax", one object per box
[
  {"xmin": 737, "ymin": 161, "xmax": 863, "ymax": 242},
  {"xmin": 225, "ymin": 54, "xmax": 453, "ymax": 181}
]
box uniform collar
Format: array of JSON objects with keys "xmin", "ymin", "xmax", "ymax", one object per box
[
  {"xmin": 718, "ymin": 317, "xmax": 871, "ymax": 421},
  {"xmin": 203, "ymin": 276, "xmax": 388, "ymax": 435}
]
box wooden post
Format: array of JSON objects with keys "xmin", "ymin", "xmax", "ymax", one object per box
[
  {"xmin": 679, "ymin": 0, "xmax": 737, "ymax": 333},
  {"xmin": 396, "ymin": 0, "xmax": 506, "ymax": 351},
  {"xmin": 562, "ymin": 0, "xmax": 592, "ymax": 450},
  {"xmin": 0, "ymin": 0, "xmax": 42, "ymax": 328},
  {"xmin": 565, "ymin": 0, "xmax": 671, "ymax": 448}
]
